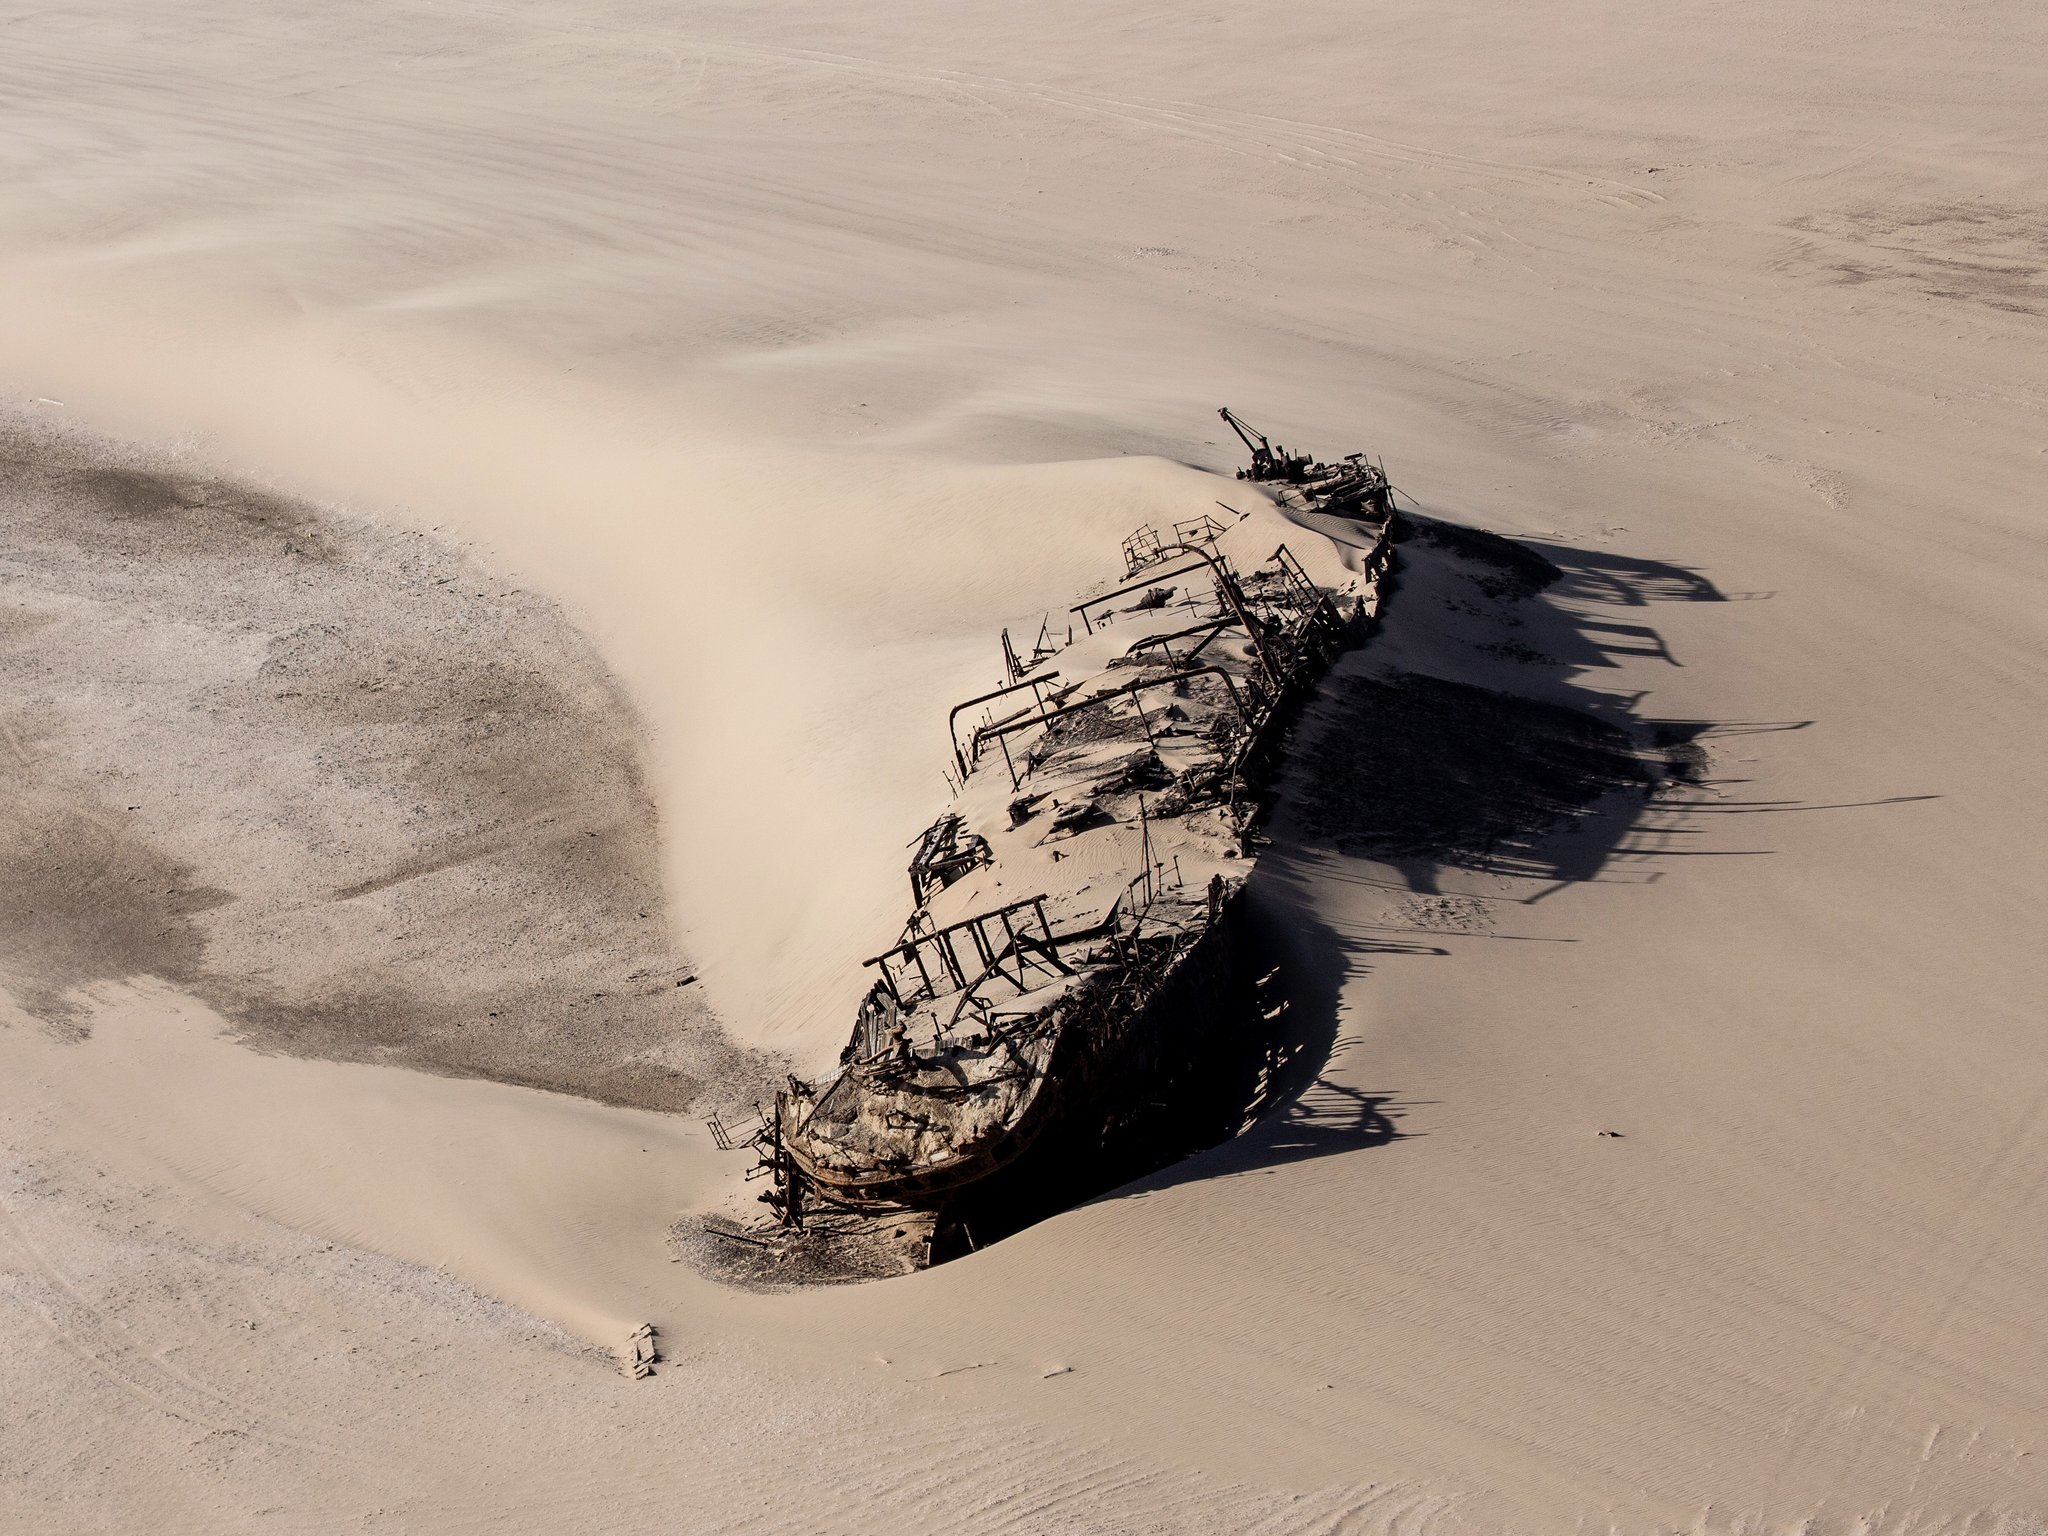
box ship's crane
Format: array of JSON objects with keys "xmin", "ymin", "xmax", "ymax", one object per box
[{"xmin": 1218, "ymin": 407, "xmax": 1313, "ymax": 484}]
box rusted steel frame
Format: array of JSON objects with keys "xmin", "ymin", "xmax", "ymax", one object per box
[
  {"xmin": 1181, "ymin": 623, "xmax": 1242, "ymax": 667},
  {"xmin": 966, "ymin": 917, "xmax": 996, "ymax": 972},
  {"xmin": 937, "ymin": 930, "xmax": 968, "ymax": 988},
  {"xmin": 1079, "ymin": 544, "xmax": 1283, "ymax": 688},
  {"xmin": 1013, "ymin": 931, "xmax": 1075, "ymax": 976},
  {"xmin": 1192, "ymin": 547, "xmax": 1283, "ymax": 686},
  {"xmin": 864, "ymin": 895, "xmax": 1055, "ymax": 989},
  {"xmin": 977, "ymin": 663, "xmax": 1253, "ymax": 779},
  {"xmin": 1269, "ymin": 604, "xmax": 1334, "ymax": 667},
  {"xmin": 873, "ymin": 948, "xmax": 912, "ymax": 1007},
  {"xmin": 1014, "ymin": 899, "xmax": 1063, "ymax": 974},
  {"xmin": 995, "ymin": 908, "xmax": 1025, "ymax": 985},
  {"xmin": 1068, "ymin": 558, "xmax": 1215, "ymax": 635},
  {"xmin": 1002, "ymin": 908, "xmax": 1072, "ymax": 981},
  {"xmin": 873, "ymin": 935, "xmax": 937, "ymax": 1006},
  {"xmin": 947, "ymin": 672, "xmax": 1060, "ymax": 782},
  {"xmin": 1224, "ymin": 595, "xmax": 1355, "ymax": 775},
  {"xmin": 945, "ymin": 953, "xmax": 1035, "ymax": 1059},
  {"xmin": 1130, "ymin": 690, "xmax": 1155, "ymax": 747},
  {"xmin": 908, "ymin": 814, "xmax": 956, "ymax": 906},
  {"xmin": 1129, "ymin": 533, "xmax": 1223, "ymax": 580},
  {"xmin": 1268, "ymin": 543, "xmax": 1347, "ymax": 636},
  {"xmin": 941, "ymin": 912, "xmax": 1074, "ymax": 1048},
  {"xmin": 957, "ymin": 678, "xmax": 1061, "ymax": 780},
  {"xmin": 1266, "ymin": 543, "xmax": 1322, "ymax": 613},
  {"xmin": 1123, "ymin": 616, "xmax": 1240, "ymax": 667},
  {"xmin": 970, "ymin": 695, "xmax": 1067, "ymax": 774},
  {"xmin": 790, "ymin": 887, "xmax": 1224, "ymax": 1208},
  {"xmin": 977, "ymin": 926, "xmax": 1020, "ymax": 1000},
  {"xmin": 917, "ymin": 845, "xmax": 986, "ymax": 903},
  {"xmin": 988, "ymin": 664, "xmax": 1252, "ymax": 791},
  {"xmin": 1123, "ymin": 525, "xmax": 1227, "ymax": 578},
  {"xmin": 1120, "ymin": 523, "xmax": 1165, "ymax": 576},
  {"xmin": 871, "ymin": 955, "xmax": 899, "ymax": 1005},
  {"xmin": 976, "ymin": 1010, "xmax": 1035, "ymax": 1073}
]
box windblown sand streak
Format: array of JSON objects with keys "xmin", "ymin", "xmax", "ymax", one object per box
[{"xmin": 2, "ymin": 0, "xmax": 2045, "ymax": 1531}]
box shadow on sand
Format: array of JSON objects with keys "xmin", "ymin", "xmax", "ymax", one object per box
[
  {"xmin": 1092, "ymin": 510, "xmax": 1877, "ymax": 1204},
  {"xmin": 942, "ymin": 514, "xmax": 1749, "ymax": 1232},
  {"xmin": 934, "ymin": 512, "xmax": 1932, "ymax": 1247}
]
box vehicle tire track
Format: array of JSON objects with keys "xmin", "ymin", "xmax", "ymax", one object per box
[{"xmin": 0, "ymin": 1180, "xmax": 352, "ymax": 1460}]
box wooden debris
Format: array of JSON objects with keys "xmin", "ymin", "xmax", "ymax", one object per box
[{"xmin": 624, "ymin": 1322, "xmax": 658, "ymax": 1379}]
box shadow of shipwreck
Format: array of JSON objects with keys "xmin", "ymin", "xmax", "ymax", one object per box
[
  {"xmin": 940, "ymin": 510, "xmax": 1935, "ymax": 1244},
  {"xmin": 1083, "ymin": 511, "xmax": 1791, "ymax": 1205}
]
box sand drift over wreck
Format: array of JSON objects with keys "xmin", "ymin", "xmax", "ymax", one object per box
[{"xmin": 687, "ymin": 415, "xmax": 1402, "ymax": 1280}]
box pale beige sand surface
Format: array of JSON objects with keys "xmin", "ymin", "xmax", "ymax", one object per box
[{"xmin": 2, "ymin": 1, "xmax": 2046, "ymax": 1531}]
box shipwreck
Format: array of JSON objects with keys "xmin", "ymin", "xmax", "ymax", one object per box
[{"xmin": 706, "ymin": 411, "xmax": 1402, "ymax": 1277}]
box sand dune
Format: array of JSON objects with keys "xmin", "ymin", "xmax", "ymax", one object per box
[{"xmin": 3, "ymin": 0, "xmax": 2046, "ymax": 1531}]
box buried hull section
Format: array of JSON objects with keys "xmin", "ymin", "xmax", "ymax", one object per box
[
  {"xmin": 925, "ymin": 879, "xmax": 1264, "ymax": 1262},
  {"xmin": 783, "ymin": 879, "xmax": 1257, "ymax": 1238}
]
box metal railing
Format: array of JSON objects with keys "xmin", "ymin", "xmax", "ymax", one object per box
[{"xmin": 863, "ymin": 895, "xmax": 1063, "ymax": 1007}]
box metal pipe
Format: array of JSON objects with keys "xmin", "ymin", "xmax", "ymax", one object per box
[
  {"xmin": 976, "ymin": 665, "xmax": 1254, "ymax": 767},
  {"xmin": 1069, "ymin": 558, "xmax": 1215, "ymax": 629},
  {"xmin": 865, "ymin": 896, "xmax": 1053, "ymax": 978},
  {"xmin": 1086, "ymin": 543, "xmax": 1282, "ymax": 689},
  {"xmin": 996, "ymin": 908, "xmax": 1021, "ymax": 981},
  {"xmin": 1124, "ymin": 617, "xmax": 1239, "ymax": 665},
  {"xmin": 947, "ymin": 672, "xmax": 1059, "ymax": 781}
]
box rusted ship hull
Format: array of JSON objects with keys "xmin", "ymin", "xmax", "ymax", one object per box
[
  {"xmin": 731, "ymin": 415, "xmax": 1401, "ymax": 1271},
  {"xmin": 779, "ymin": 875, "xmax": 1258, "ymax": 1213}
]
